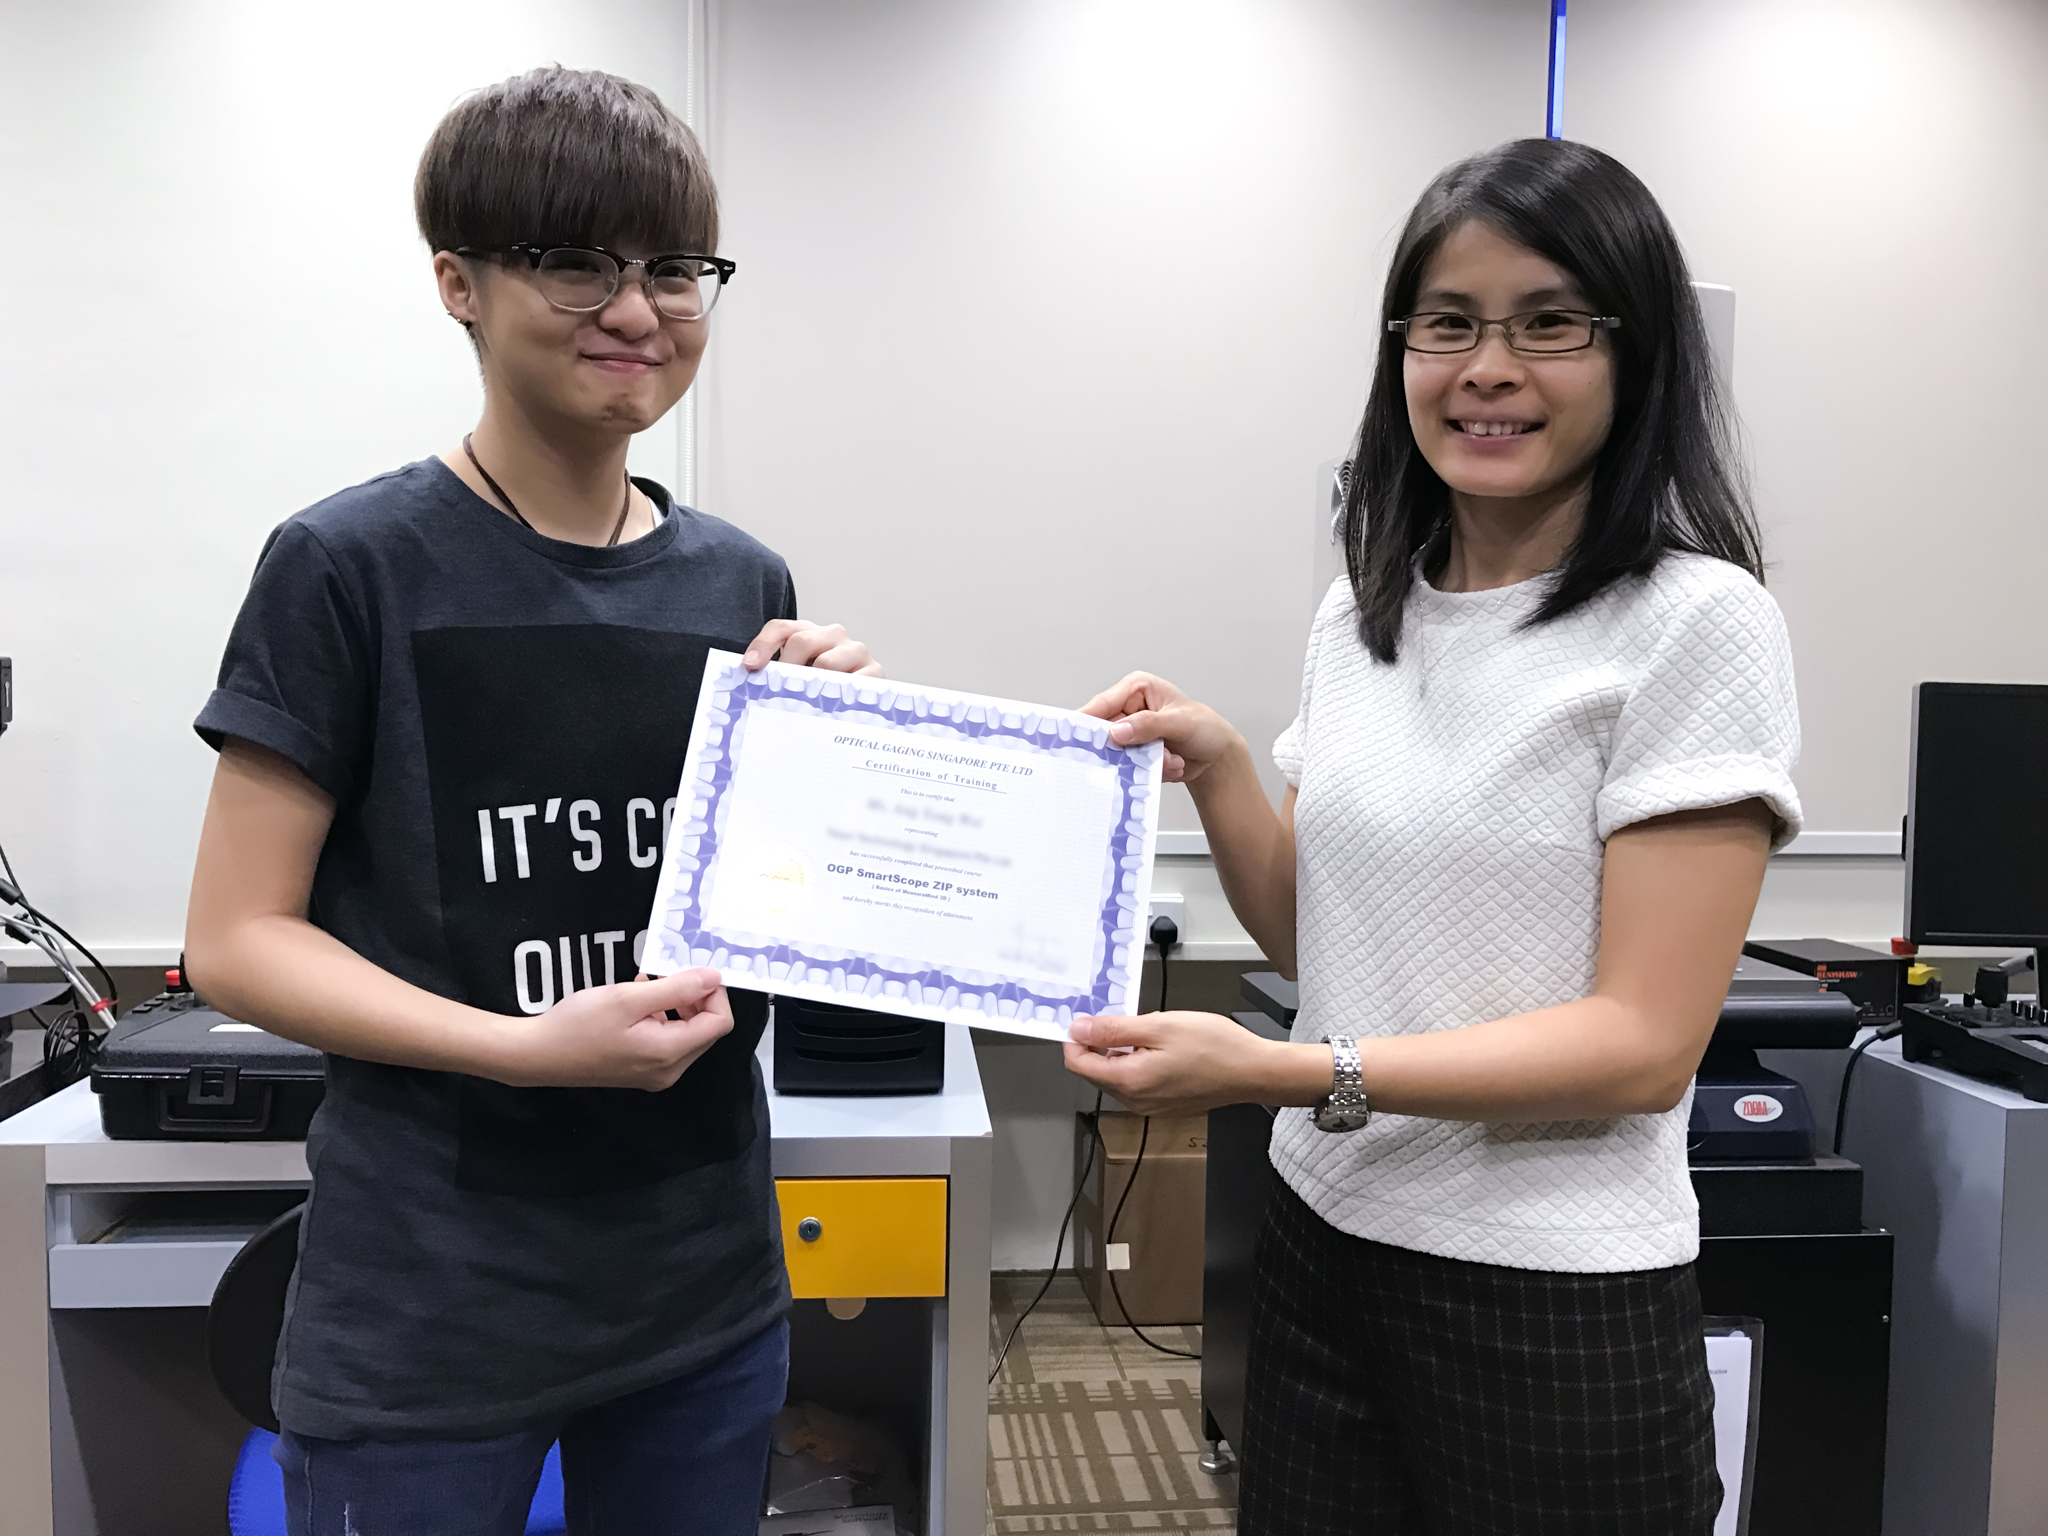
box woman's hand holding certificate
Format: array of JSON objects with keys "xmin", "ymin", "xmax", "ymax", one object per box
[
  {"xmin": 1080, "ymin": 670, "xmax": 1246, "ymax": 785},
  {"xmin": 640, "ymin": 652, "xmax": 1164, "ymax": 1042}
]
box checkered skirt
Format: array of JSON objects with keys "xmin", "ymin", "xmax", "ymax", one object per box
[{"xmin": 1236, "ymin": 1182, "xmax": 1719, "ymax": 1535}]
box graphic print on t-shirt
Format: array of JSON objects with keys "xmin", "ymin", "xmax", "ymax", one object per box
[{"xmin": 414, "ymin": 623, "xmax": 766, "ymax": 1196}]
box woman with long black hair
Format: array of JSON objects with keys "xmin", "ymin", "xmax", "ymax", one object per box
[{"xmin": 1066, "ymin": 139, "xmax": 1798, "ymax": 1533}]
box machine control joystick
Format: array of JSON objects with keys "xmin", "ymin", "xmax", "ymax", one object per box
[{"xmin": 1975, "ymin": 966, "xmax": 2010, "ymax": 1009}]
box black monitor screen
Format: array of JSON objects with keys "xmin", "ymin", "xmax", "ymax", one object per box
[{"xmin": 1906, "ymin": 682, "xmax": 2048, "ymax": 944}]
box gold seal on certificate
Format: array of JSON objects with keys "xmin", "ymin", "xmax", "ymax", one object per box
[{"xmin": 640, "ymin": 652, "xmax": 1164, "ymax": 1041}]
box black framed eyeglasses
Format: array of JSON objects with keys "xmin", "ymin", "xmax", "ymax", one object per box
[
  {"xmin": 456, "ymin": 243, "xmax": 736, "ymax": 321},
  {"xmin": 1388, "ymin": 309, "xmax": 1620, "ymax": 355}
]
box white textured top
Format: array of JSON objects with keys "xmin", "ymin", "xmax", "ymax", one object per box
[{"xmin": 1270, "ymin": 552, "xmax": 1802, "ymax": 1273}]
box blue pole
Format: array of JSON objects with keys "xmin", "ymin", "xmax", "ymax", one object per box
[{"xmin": 1545, "ymin": 0, "xmax": 1567, "ymax": 139}]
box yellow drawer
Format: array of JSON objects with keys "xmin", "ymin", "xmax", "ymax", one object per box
[{"xmin": 777, "ymin": 1177, "xmax": 948, "ymax": 1299}]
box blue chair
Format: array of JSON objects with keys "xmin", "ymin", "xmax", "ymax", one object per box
[
  {"xmin": 209, "ymin": 1205, "xmax": 566, "ymax": 1534},
  {"xmin": 222, "ymin": 1427, "xmax": 565, "ymax": 1536}
]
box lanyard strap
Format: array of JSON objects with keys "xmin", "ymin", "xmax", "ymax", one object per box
[{"xmin": 463, "ymin": 434, "xmax": 633, "ymax": 546}]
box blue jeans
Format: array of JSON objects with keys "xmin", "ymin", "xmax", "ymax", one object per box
[{"xmin": 276, "ymin": 1321, "xmax": 789, "ymax": 1536}]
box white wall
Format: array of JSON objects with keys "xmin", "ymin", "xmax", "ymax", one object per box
[
  {"xmin": 0, "ymin": 0, "xmax": 694, "ymax": 962},
  {"xmin": 1568, "ymin": 0, "xmax": 2048, "ymax": 833},
  {"xmin": 702, "ymin": 0, "xmax": 1547, "ymax": 836}
]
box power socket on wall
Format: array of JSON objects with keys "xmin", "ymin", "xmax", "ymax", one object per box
[{"xmin": 1147, "ymin": 893, "xmax": 1184, "ymax": 939}]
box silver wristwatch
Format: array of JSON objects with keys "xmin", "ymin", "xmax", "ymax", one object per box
[{"xmin": 1313, "ymin": 1035, "xmax": 1371, "ymax": 1133}]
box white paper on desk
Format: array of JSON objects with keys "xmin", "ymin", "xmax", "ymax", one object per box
[
  {"xmin": 640, "ymin": 652, "xmax": 1163, "ymax": 1042},
  {"xmin": 1708, "ymin": 1330, "xmax": 1756, "ymax": 1536}
]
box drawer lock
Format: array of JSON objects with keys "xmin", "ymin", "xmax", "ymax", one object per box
[{"xmin": 797, "ymin": 1217, "xmax": 823, "ymax": 1243}]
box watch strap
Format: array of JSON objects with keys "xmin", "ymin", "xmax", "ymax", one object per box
[
  {"xmin": 1329, "ymin": 1034, "xmax": 1362, "ymax": 1095},
  {"xmin": 1314, "ymin": 1035, "xmax": 1371, "ymax": 1132}
]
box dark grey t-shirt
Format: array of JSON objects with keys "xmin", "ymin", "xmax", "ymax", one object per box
[{"xmin": 195, "ymin": 457, "xmax": 794, "ymax": 1440}]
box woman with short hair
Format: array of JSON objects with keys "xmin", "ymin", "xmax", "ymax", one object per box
[{"xmin": 1068, "ymin": 138, "xmax": 1798, "ymax": 1534}]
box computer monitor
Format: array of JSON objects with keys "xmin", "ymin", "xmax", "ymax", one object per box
[{"xmin": 1904, "ymin": 682, "xmax": 2048, "ymax": 946}]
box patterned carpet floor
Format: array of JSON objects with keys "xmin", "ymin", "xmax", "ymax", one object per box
[{"xmin": 987, "ymin": 1275, "xmax": 1237, "ymax": 1532}]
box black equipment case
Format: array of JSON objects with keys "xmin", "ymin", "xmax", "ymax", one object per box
[{"xmin": 92, "ymin": 992, "xmax": 324, "ymax": 1140}]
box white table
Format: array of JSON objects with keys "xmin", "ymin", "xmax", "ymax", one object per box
[{"xmin": 0, "ymin": 1023, "xmax": 991, "ymax": 1536}]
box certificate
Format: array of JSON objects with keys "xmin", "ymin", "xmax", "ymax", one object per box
[{"xmin": 640, "ymin": 651, "xmax": 1163, "ymax": 1041}]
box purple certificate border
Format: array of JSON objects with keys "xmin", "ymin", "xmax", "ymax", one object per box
[{"xmin": 659, "ymin": 658, "xmax": 1155, "ymax": 1023}]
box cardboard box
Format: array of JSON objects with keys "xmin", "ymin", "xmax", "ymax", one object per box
[{"xmin": 1073, "ymin": 1112, "xmax": 1207, "ymax": 1327}]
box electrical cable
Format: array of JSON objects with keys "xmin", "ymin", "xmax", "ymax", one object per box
[
  {"xmin": 1101, "ymin": 918, "xmax": 1200, "ymax": 1360},
  {"xmin": 1832, "ymin": 1023, "xmax": 1904, "ymax": 1157},
  {"xmin": 7, "ymin": 892, "xmax": 116, "ymax": 1014},
  {"xmin": 989, "ymin": 1087, "xmax": 1102, "ymax": 1384},
  {"xmin": 1103, "ymin": 1111, "xmax": 1200, "ymax": 1359},
  {"xmin": 33, "ymin": 912, "xmax": 114, "ymax": 1014},
  {"xmin": 36, "ymin": 1002, "xmax": 98, "ymax": 1087},
  {"xmin": 0, "ymin": 837, "xmax": 116, "ymax": 1007},
  {"xmin": 3, "ymin": 904, "xmax": 108, "ymax": 1005},
  {"xmin": 0, "ymin": 833, "xmax": 119, "ymax": 1087},
  {"xmin": 0, "ymin": 838, "xmax": 117, "ymax": 1006},
  {"xmin": 1, "ymin": 913, "xmax": 100, "ymax": 1015},
  {"xmin": 988, "ymin": 915, "xmax": 1197, "ymax": 1378}
]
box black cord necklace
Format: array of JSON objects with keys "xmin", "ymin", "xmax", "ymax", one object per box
[{"xmin": 463, "ymin": 433, "xmax": 633, "ymax": 546}]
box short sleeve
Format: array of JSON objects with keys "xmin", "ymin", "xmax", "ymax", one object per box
[
  {"xmin": 1272, "ymin": 719, "xmax": 1306, "ymax": 787},
  {"xmin": 1596, "ymin": 573, "xmax": 1804, "ymax": 849},
  {"xmin": 1274, "ymin": 578, "xmax": 1349, "ymax": 787},
  {"xmin": 194, "ymin": 521, "xmax": 374, "ymax": 804}
]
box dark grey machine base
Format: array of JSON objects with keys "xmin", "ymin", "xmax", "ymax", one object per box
[{"xmin": 1696, "ymin": 1230, "xmax": 1892, "ymax": 1535}]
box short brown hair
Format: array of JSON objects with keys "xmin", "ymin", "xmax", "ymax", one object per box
[{"xmin": 415, "ymin": 66, "xmax": 717, "ymax": 256}]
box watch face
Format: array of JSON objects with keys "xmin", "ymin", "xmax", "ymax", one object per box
[{"xmin": 1313, "ymin": 1103, "xmax": 1371, "ymax": 1133}]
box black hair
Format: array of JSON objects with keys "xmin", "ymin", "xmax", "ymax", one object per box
[
  {"xmin": 414, "ymin": 66, "xmax": 717, "ymax": 257},
  {"xmin": 1343, "ymin": 137, "xmax": 1760, "ymax": 663}
]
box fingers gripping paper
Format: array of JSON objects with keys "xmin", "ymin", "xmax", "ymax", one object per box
[{"xmin": 641, "ymin": 652, "xmax": 1163, "ymax": 1041}]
